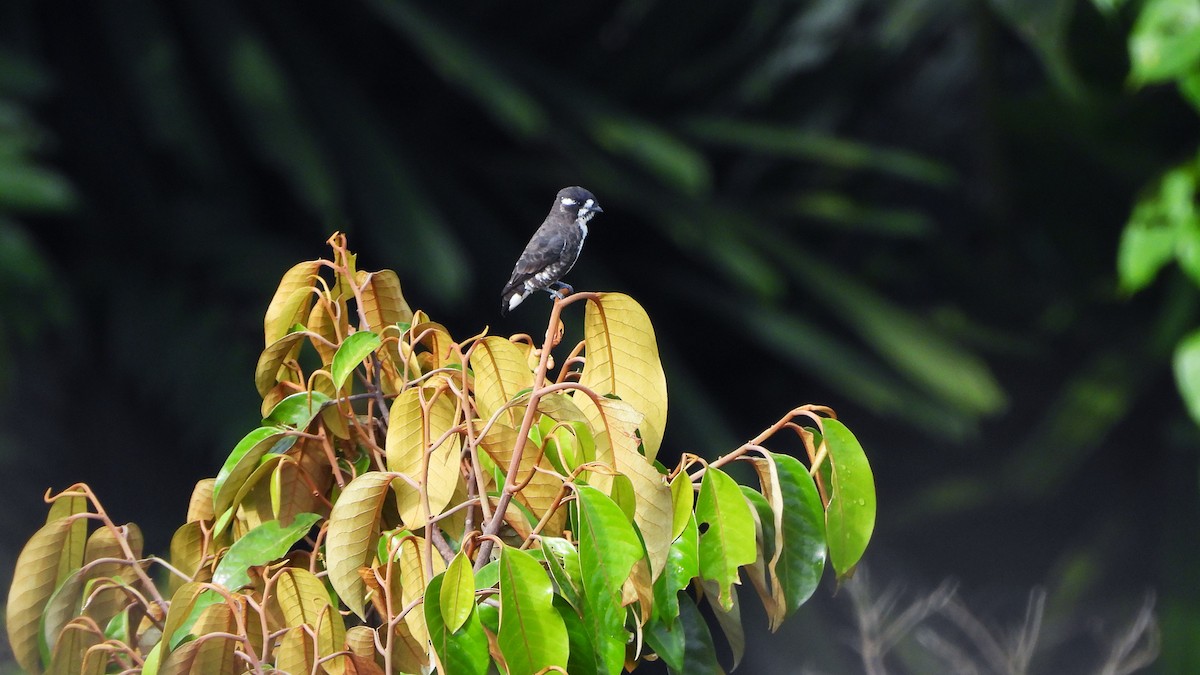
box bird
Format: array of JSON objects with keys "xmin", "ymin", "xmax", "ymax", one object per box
[{"xmin": 500, "ymin": 186, "xmax": 603, "ymax": 315}]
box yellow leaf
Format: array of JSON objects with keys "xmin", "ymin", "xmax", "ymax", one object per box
[
  {"xmin": 577, "ymin": 293, "xmax": 668, "ymax": 461},
  {"xmin": 7, "ymin": 517, "xmax": 76, "ymax": 673},
  {"xmin": 167, "ymin": 523, "xmax": 208, "ymax": 594},
  {"xmin": 410, "ymin": 320, "xmax": 456, "ymax": 371},
  {"xmin": 476, "ymin": 422, "xmax": 566, "ymax": 536},
  {"xmin": 389, "ymin": 612, "xmax": 430, "ymax": 673},
  {"xmin": 308, "ymin": 292, "xmax": 349, "ymax": 365},
  {"xmin": 397, "ymin": 535, "xmax": 445, "ymax": 645},
  {"xmin": 536, "ymin": 392, "xmax": 590, "ymax": 424},
  {"xmin": 45, "ymin": 494, "xmax": 87, "ymax": 589},
  {"xmin": 162, "ymin": 602, "xmax": 240, "ymax": 675},
  {"xmin": 358, "ymin": 269, "xmax": 413, "ymax": 333},
  {"xmin": 345, "ymin": 625, "xmax": 376, "ymax": 657},
  {"xmin": 187, "ymin": 479, "xmax": 217, "ymax": 523},
  {"xmin": 326, "ymin": 472, "xmax": 396, "ymax": 619},
  {"xmin": 265, "ymin": 260, "xmax": 321, "ymax": 346},
  {"xmin": 254, "ymin": 332, "xmax": 307, "ymax": 398},
  {"xmin": 470, "ymin": 336, "xmax": 533, "ymax": 428},
  {"xmin": 46, "ymin": 618, "xmax": 102, "ymax": 675},
  {"xmin": 386, "ymin": 387, "xmax": 462, "ymax": 527},
  {"xmin": 274, "ymin": 626, "xmax": 316, "ymax": 675},
  {"xmin": 317, "ymin": 604, "xmax": 349, "ymax": 675},
  {"xmin": 272, "ymin": 567, "xmax": 336, "ymax": 629}
]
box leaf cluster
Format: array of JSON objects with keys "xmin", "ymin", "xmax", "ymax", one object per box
[
  {"xmin": 7, "ymin": 235, "xmax": 877, "ymax": 674},
  {"xmin": 1112, "ymin": 0, "xmax": 1200, "ymax": 425}
]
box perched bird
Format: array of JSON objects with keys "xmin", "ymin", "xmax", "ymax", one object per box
[{"xmin": 500, "ymin": 186, "xmax": 603, "ymax": 315}]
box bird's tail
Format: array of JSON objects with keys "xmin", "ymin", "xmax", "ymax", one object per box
[{"xmin": 500, "ymin": 287, "xmax": 526, "ymax": 315}]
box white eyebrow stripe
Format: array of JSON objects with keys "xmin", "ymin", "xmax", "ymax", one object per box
[{"xmin": 561, "ymin": 197, "xmax": 577, "ymax": 205}]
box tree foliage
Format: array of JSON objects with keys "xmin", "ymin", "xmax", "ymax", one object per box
[{"xmin": 7, "ymin": 235, "xmax": 876, "ymax": 674}]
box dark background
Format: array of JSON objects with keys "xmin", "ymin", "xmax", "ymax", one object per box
[{"xmin": 1, "ymin": 0, "xmax": 1196, "ymax": 672}]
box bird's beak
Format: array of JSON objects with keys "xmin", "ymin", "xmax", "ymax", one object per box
[{"xmin": 588, "ymin": 204, "xmax": 604, "ymax": 213}]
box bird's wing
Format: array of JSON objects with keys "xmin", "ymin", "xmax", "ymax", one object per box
[{"xmin": 504, "ymin": 224, "xmax": 568, "ymax": 289}]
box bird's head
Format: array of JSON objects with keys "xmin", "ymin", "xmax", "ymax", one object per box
[{"xmin": 556, "ymin": 186, "xmax": 603, "ymax": 224}]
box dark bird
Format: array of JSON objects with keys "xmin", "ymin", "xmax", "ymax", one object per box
[{"xmin": 501, "ymin": 186, "xmax": 603, "ymax": 315}]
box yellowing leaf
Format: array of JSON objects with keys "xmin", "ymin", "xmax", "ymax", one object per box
[
  {"xmin": 254, "ymin": 332, "xmax": 307, "ymax": 398},
  {"xmin": 326, "ymin": 472, "xmax": 396, "ymax": 619},
  {"xmin": 470, "ymin": 336, "xmax": 533, "ymax": 427},
  {"xmin": 577, "ymin": 293, "xmax": 668, "ymax": 461},
  {"xmin": 592, "ymin": 398, "xmax": 673, "ymax": 580},
  {"xmin": 265, "ymin": 260, "xmax": 320, "ymax": 346},
  {"xmin": 386, "ymin": 387, "xmax": 462, "ymax": 527},
  {"xmin": 7, "ymin": 517, "xmax": 76, "ymax": 674}
]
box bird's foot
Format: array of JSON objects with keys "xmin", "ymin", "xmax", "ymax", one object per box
[{"xmin": 547, "ymin": 282, "xmax": 574, "ymax": 300}]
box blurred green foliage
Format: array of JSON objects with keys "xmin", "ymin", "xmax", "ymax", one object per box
[{"xmin": 0, "ymin": 0, "xmax": 1197, "ymax": 671}]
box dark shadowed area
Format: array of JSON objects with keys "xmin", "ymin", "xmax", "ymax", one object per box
[{"xmin": 1, "ymin": 0, "xmax": 1196, "ymax": 672}]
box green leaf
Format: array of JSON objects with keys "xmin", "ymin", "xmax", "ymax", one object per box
[
  {"xmin": 772, "ymin": 452, "xmax": 827, "ymax": 618},
  {"xmin": 609, "ymin": 473, "xmax": 637, "ymax": 523},
  {"xmin": 676, "ymin": 592, "xmax": 724, "ymax": 675},
  {"xmin": 695, "ymin": 468, "xmax": 756, "ymax": 611},
  {"xmin": 576, "ymin": 484, "xmax": 643, "ymax": 675},
  {"xmin": 425, "ymin": 572, "xmax": 489, "ymax": 675},
  {"xmin": 1118, "ymin": 215, "xmax": 1179, "ymax": 294},
  {"xmin": 555, "ymin": 595, "xmax": 598, "ymax": 675},
  {"xmin": 498, "ymin": 546, "xmax": 569, "ymax": 675},
  {"xmin": 1117, "ymin": 164, "xmax": 1197, "ymax": 294},
  {"xmin": 823, "ymin": 419, "xmax": 876, "ymax": 579},
  {"xmin": 540, "ymin": 537, "xmax": 583, "ymax": 611},
  {"xmin": 263, "ymin": 391, "xmax": 333, "ymax": 428},
  {"xmin": 474, "ymin": 560, "xmax": 499, "ymax": 591},
  {"xmin": 644, "ymin": 608, "xmax": 686, "ymax": 673},
  {"xmin": 331, "ymin": 331, "xmax": 381, "ymax": 390},
  {"xmin": 702, "ymin": 579, "xmax": 744, "ymax": 670},
  {"xmin": 440, "ymin": 551, "xmax": 476, "ymax": 633},
  {"xmin": 669, "ymin": 473, "xmax": 694, "ymax": 542},
  {"xmin": 1174, "ymin": 328, "xmax": 1200, "ymax": 426},
  {"xmin": 212, "ymin": 513, "xmax": 320, "ymax": 590},
  {"xmin": 212, "ymin": 427, "xmax": 295, "ymax": 519},
  {"xmin": 1129, "ymin": 0, "xmax": 1200, "ymax": 84},
  {"xmin": 653, "ymin": 514, "xmax": 699, "ymax": 624}
]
